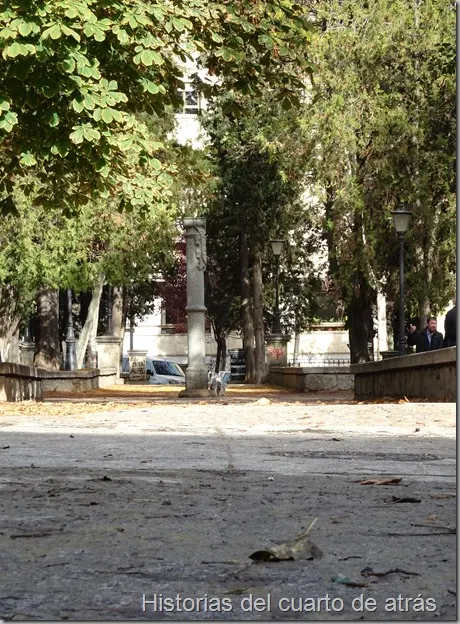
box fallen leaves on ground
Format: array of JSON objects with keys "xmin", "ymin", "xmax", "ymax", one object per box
[
  {"xmin": 359, "ymin": 477, "xmax": 403, "ymax": 486},
  {"xmin": 388, "ymin": 496, "xmax": 421, "ymax": 504},
  {"xmin": 430, "ymin": 492, "xmax": 456, "ymax": 500},
  {"xmin": 0, "ymin": 383, "xmax": 454, "ymax": 416},
  {"xmin": 360, "ymin": 566, "xmax": 419, "ymax": 578},
  {"xmin": 0, "ymin": 399, "xmax": 157, "ymax": 417},
  {"xmin": 249, "ymin": 519, "xmax": 323, "ymax": 562}
]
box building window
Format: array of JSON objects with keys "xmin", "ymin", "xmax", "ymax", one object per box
[
  {"xmin": 161, "ymin": 306, "xmax": 185, "ymax": 334},
  {"xmin": 179, "ymin": 84, "xmax": 201, "ymax": 115},
  {"xmin": 160, "ymin": 306, "xmax": 212, "ymax": 334}
]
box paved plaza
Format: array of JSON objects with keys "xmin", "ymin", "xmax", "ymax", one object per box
[{"xmin": 0, "ymin": 389, "xmax": 456, "ymax": 620}]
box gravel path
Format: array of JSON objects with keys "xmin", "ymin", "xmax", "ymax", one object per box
[{"xmin": 0, "ymin": 400, "xmax": 456, "ymax": 621}]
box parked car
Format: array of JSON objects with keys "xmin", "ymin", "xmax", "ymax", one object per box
[{"xmin": 122, "ymin": 357, "xmax": 186, "ymax": 385}]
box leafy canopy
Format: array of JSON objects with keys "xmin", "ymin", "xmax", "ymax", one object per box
[
  {"xmin": 303, "ymin": 0, "xmax": 455, "ymax": 319},
  {"xmin": 0, "ymin": 0, "xmax": 314, "ymax": 214}
]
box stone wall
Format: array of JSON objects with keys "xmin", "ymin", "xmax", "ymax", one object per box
[
  {"xmin": 0, "ymin": 363, "xmax": 44, "ymax": 401},
  {"xmin": 269, "ymin": 366, "xmax": 354, "ymax": 393},
  {"xmin": 0, "ymin": 363, "xmax": 118, "ymax": 401},
  {"xmin": 351, "ymin": 347, "xmax": 456, "ymax": 402},
  {"xmin": 42, "ymin": 369, "xmax": 117, "ymax": 393}
]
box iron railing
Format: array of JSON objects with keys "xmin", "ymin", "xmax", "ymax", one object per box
[{"xmin": 289, "ymin": 357, "xmax": 350, "ymax": 367}]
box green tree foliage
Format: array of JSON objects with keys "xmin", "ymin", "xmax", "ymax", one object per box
[
  {"xmin": 303, "ymin": 0, "xmax": 455, "ymax": 361},
  {"xmin": 0, "ymin": 0, "xmax": 314, "ymax": 215},
  {"xmin": 0, "ymin": 175, "xmax": 179, "ymax": 354},
  {"xmin": 201, "ymin": 91, "xmax": 320, "ymax": 378}
]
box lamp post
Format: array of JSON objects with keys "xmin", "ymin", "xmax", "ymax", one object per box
[
  {"xmin": 65, "ymin": 288, "xmax": 77, "ymax": 370},
  {"xmin": 270, "ymin": 239, "xmax": 285, "ymax": 334},
  {"xmin": 391, "ymin": 209, "xmax": 412, "ymax": 356}
]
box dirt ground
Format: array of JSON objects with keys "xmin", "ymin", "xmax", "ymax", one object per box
[{"xmin": 0, "ymin": 388, "xmax": 456, "ymax": 621}]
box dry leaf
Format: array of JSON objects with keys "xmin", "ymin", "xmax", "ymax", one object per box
[
  {"xmin": 249, "ymin": 519, "xmax": 323, "ymax": 562},
  {"xmin": 429, "ymin": 493, "xmax": 456, "ymax": 500},
  {"xmin": 389, "ymin": 496, "xmax": 421, "ymax": 504},
  {"xmin": 359, "ymin": 478, "xmax": 402, "ymax": 486},
  {"xmin": 360, "ymin": 566, "xmax": 419, "ymax": 578}
]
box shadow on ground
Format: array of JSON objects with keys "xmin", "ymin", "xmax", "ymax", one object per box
[
  {"xmin": 0, "ymin": 427, "xmax": 456, "ymax": 621},
  {"xmin": 42, "ymin": 384, "xmax": 355, "ymax": 405}
]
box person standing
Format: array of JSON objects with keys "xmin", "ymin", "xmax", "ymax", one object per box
[
  {"xmin": 407, "ymin": 317, "xmax": 444, "ymax": 353},
  {"xmin": 443, "ymin": 304, "xmax": 457, "ymax": 347}
]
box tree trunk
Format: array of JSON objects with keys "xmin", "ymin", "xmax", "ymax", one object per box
[
  {"xmin": 219, "ymin": 336, "xmax": 227, "ymax": 372},
  {"xmin": 0, "ymin": 288, "xmax": 22, "ymax": 363},
  {"xmin": 215, "ymin": 338, "xmax": 222, "ymax": 373},
  {"xmin": 78, "ymin": 292, "xmax": 92, "ymax": 333},
  {"xmin": 418, "ymin": 217, "xmax": 439, "ymax": 328},
  {"xmin": 240, "ymin": 231, "xmax": 256, "ymax": 383},
  {"xmin": 34, "ymin": 288, "xmax": 61, "ymax": 370},
  {"xmin": 252, "ymin": 251, "xmax": 266, "ymax": 383},
  {"xmin": 376, "ymin": 289, "xmax": 388, "ymax": 355},
  {"xmin": 418, "ymin": 297, "xmax": 430, "ymax": 331},
  {"xmin": 121, "ymin": 289, "xmax": 129, "ymax": 349},
  {"xmin": 213, "ymin": 328, "xmax": 228, "ymax": 373},
  {"xmin": 293, "ymin": 326, "xmax": 300, "ymax": 365},
  {"xmin": 0, "ymin": 319, "xmax": 21, "ymax": 363},
  {"xmin": 214, "ymin": 330, "xmax": 228, "ymax": 372},
  {"xmin": 76, "ymin": 273, "xmax": 105, "ymax": 368},
  {"xmin": 346, "ymin": 273, "xmax": 373, "ymax": 364}
]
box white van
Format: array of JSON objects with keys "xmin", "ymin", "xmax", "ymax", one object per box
[{"xmin": 122, "ymin": 357, "xmax": 186, "ymax": 385}]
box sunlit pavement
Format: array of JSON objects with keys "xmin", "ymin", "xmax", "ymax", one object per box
[{"xmin": 0, "ymin": 393, "xmax": 456, "ymax": 620}]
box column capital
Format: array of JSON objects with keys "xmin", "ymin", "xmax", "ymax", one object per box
[
  {"xmin": 183, "ymin": 217, "xmax": 206, "ymax": 230},
  {"xmin": 183, "ymin": 217, "xmax": 207, "ymax": 271}
]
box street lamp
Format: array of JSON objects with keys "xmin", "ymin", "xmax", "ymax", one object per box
[
  {"xmin": 270, "ymin": 239, "xmax": 285, "ymax": 334},
  {"xmin": 65, "ymin": 288, "xmax": 77, "ymax": 370},
  {"xmin": 391, "ymin": 209, "xmax": 412, "ymax": 356}
]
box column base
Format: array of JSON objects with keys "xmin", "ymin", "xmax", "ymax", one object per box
[
  {"xmin": 96, "ymin": 335, "xmax": 122, "ymax": 379},
  {"xmin": 178, "ymin": 388, "xmax": 217, "ymax": 398},
  {"xmin": 265, "ymin": 333, "xmax": 291, "ymax": 367},
  {"xmin": 184, "ymin": 367, "xmax": 209, "ymax": 391}
]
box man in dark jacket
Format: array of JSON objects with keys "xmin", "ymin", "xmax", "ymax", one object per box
[
  {"xmin": 407, "ymin": 317, "xmax": 444, "ymax": 353},
  {"xmin": 443, "ymin": 304, "xmax": 456, "ymax": 347}
]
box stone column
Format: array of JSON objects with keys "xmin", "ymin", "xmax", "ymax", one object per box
[
  {"xmin": 19, "ymin": 341, "xmax": 36, "ymax": 367},
  {"xmin": 179, "ymin": 218, "xmax": 215, "ymax": 398},
  {"xmin": 96, "ymin": 335, "xmax": 123, "ymax": 386},
  {"xmin": 19, "ymin": 321, "xmax": 35, "ymax": 367}
]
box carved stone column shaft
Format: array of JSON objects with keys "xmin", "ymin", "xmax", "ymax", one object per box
[{"xmin": 179, "ymin": 217, "xmax": 214, "ymax": 397}]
